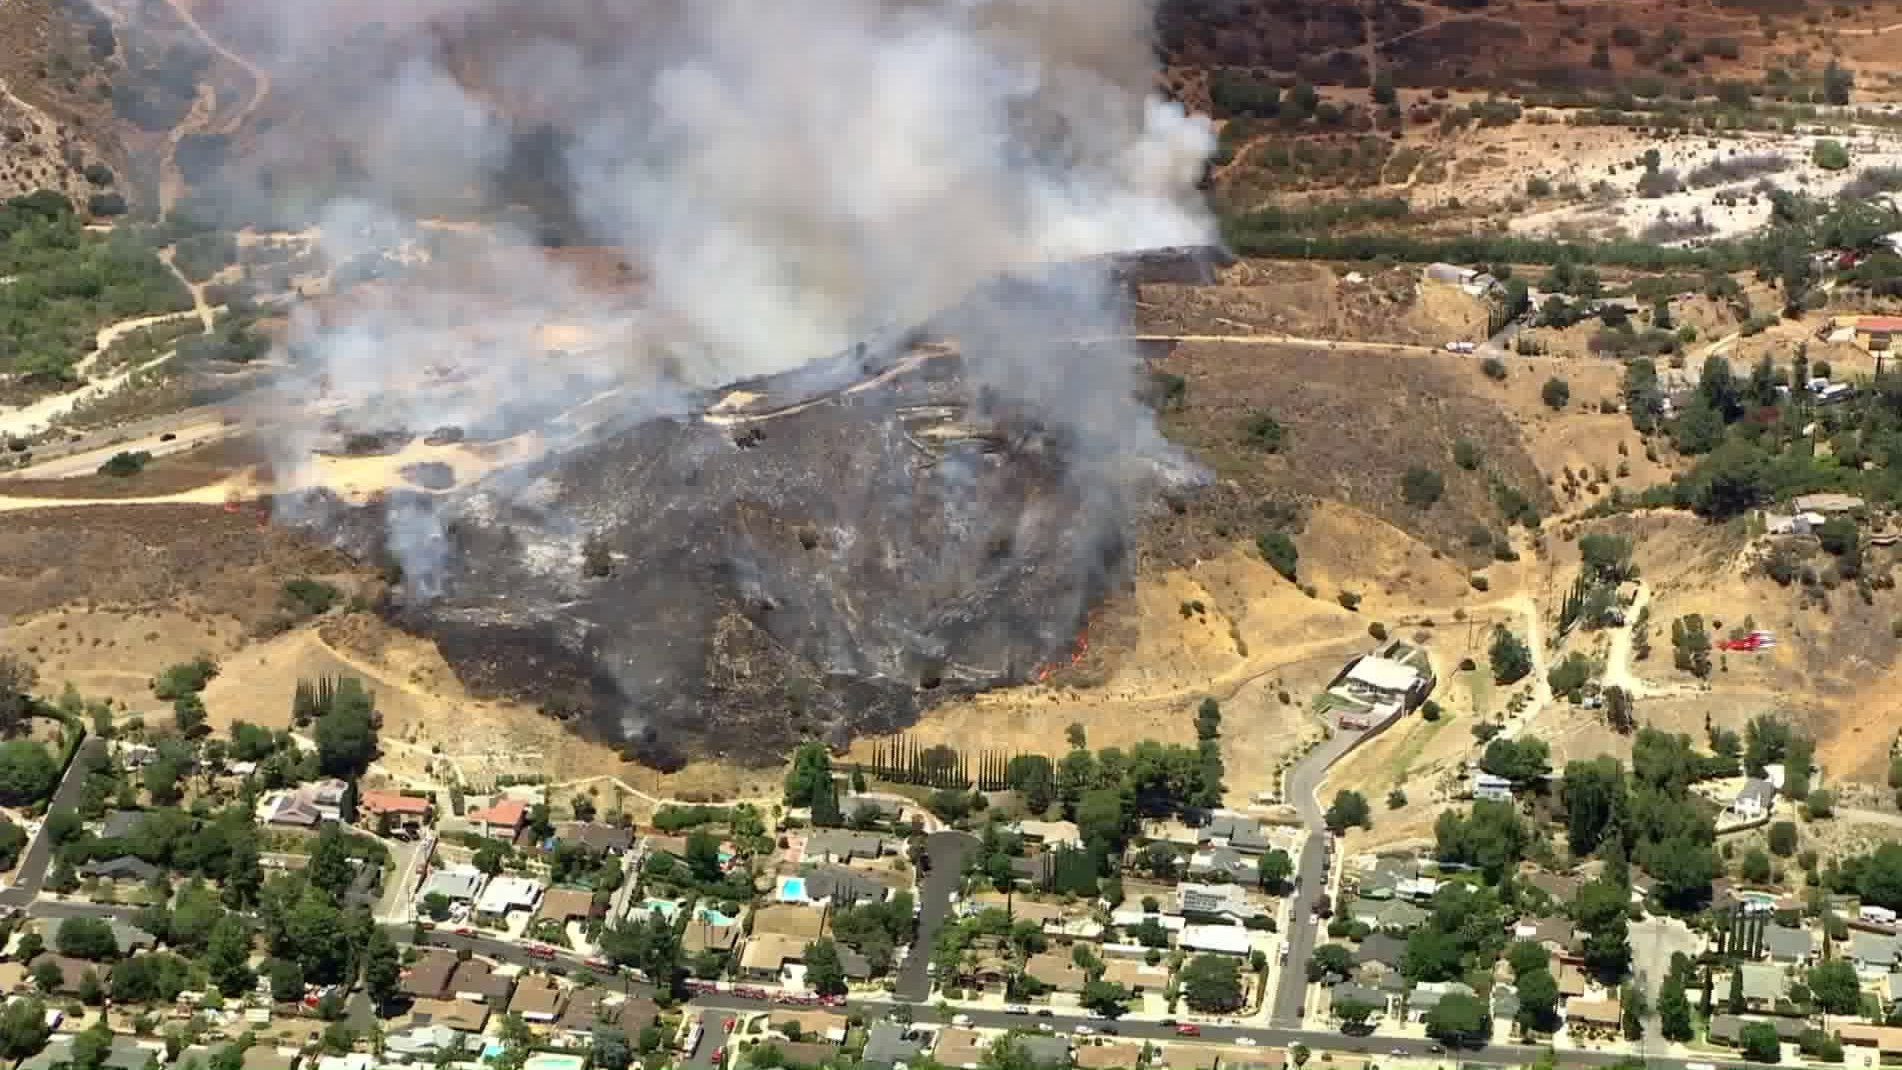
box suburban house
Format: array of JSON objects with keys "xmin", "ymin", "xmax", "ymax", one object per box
[
  {"xmin": 475, "ymin": 876, "xmax": 543, "ymax": 922},
  {"xmin": 1852, "ymin": 931, "xmax": 1901, "ymax": 976},
  {"xmin": 1709, "ymin": 1014, "xmax": 1807, "ymax": 1047},
  {"xmin": 1566, "ymin": 998, "xmax": 1622, "ymax": 1033},
  {"xmin": 841, "ymin": 794, "xmax": 906, "ymax": 822},
  {"xmin": 384, "ymin": 1025, "xmax": 471, "ymax": 1061},
  {"xmin": 740, "ymin": 934, "xmax": 810, "ymax": 982},
  {"xmin": 1011, "ymin": 819, "xmax": 1083, "ymax": 848},
  {"xmin": 400, "ymin": 951, "xmax": 460, "ymax": 1000},
  {"xmin": 448, "ymin": 960, "xmax": 515, "ymax": 1004},
  {"xmin": 1763, "ymin": 924, "xmax": 1815, "ymax": 964},
  {"xmin": 1352, "ymin": 897, "xmax": 1428, "ymax": 933},
  {"xmin": 1738, "ymin": 962, "xmax": 1787, "ymax": 1011},
  {"xmin": 507, "ymin": 975, "xmax": 566, "ymax": 1024},
  {"xmin": 956, "ymin": 953, "xmax": 1015, "ymax": 995},
  {"xmin": 1014, "ymin": 1035, "xmax": 1073, "ymax": 1068},
  {"xmin": 1836, "ymin": 1024, "xmax": 1902, "ymax": 1056},
  {"xmin": 359, "ymin": 791, "xmax": 431, "ymax": 829},
  {"xmin": 1354, "ymin": 934, "xmax": 1406, "ymax": 972},
  {"xmin": 1025, "ymin": 951, "xmax": 1090, "ymax": 995},
  {"xmin": 1201, "ymin": 812, "xmax": 1274, "ymax": 853},
  {"xmin": 555, "ymin": 822, "xmax": 635, "ymax": 855},
  {"xmin": 1512, "ymin": 916, "xmax": 1579, "ymax": 956},
  {"xmin": 1010, "ymin": 853, "xmax": 1056, "ymax": 887},
  {"xmin": 801, "ymin": 866, "xmax": 892, "ymax": 905},
  {"xmin": 1793, "ymin": 493, "xmax": 1866, "ymax": 515},
  {"xmin": 751, "ymin": 904, "xmax": 829, "ymax": 940},
  {"xmin": 1471, "ymin": 772, "xmax": 1514, "ymax": 803},
  {"xmin": 1332, "ymin": 982, "xmax": 1395, "ymax": 1021},
  {"xmin": 1179, "ymin": 925, "xmax": 1252, "ymax": 956},
  {"xmin": 1188, "ymin": 846, "xmax": 1254, "ymax": 882},
  {"xmin": 79, "ymin": 856, "xmax": 160, "ymax": 882},
  {"xmin": 536, "ymin": 887, "xmax": 599, "ymax": 927},
  {"xmin": 861, "ymin": 1022, "xmax": 926, "ymax": 1070},
  {"xmin": 1100, "ymin": 958, "xmax": 1169, "ymax": 993},
  {"xmin": 1730, "ymin": 779, "xmax": 1777, "ymax": 822},
  {"xmin": 1519, "ymin": 868, "xmax": 1582, "ymax": 903},
  {"xmin": 1763, "ymin": 511, "xmax": 1826, "ymax": 537},
  {"xmin": 1178, "ymin": 883, "xmax": 1264, "ymax": 922},
  {"xmin": 801, "ymin": 830, "xmax": 886, "ymax": 865},
  {"xmin": 468, "ymin": 798, "xmax": 529, "ymax": 841},
  {"xmin": 39, "ymin": 918, "xmax": 156, "ymax": 957},
  {"xmin": 28, "ymin": 955, "xmax": 109, "ymax": 996},
  {"xmin": 419, "ymin": 865, "xmax": 486, "ymax": 905},
  {"xmin": 1406, "ymin": 981, "xmax": 1476, "ymax": 1023},
  {"xmin": 263, "ymin": 778, "xmax": 350, "ymax": 828},
  {"xmin": 684, "ymin": 917, "xmax": 743, "ymax": 955},
  {"xmin": 1336, "ymin": 653, "xmax": 1431, "ymax": 711}
]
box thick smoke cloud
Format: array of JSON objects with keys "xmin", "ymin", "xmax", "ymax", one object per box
[{"xmin": 215, "ymin": 0, "xmax": 1214, "ymax": 745}]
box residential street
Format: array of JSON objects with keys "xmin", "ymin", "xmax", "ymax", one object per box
[
  {"xmin": 894, "ymin": 830, "xmax": 975, "ymax": 1001},
  {"xmin": 1270, "ymin": 726, "xmax": 1363, "ymax": 1025},
  {"xmin": 0, "ymin": 737, "xmax": 105, "ymax": 910}
]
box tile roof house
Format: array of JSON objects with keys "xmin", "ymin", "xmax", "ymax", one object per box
[
  {"xmin": 507, "ymin": 974, "xmax": 566, "ymax": 1023},
  {"xmin": 401, "ymin": 950, "xmax": 461, "ymax": 999},
  {"xmin": 862, "ymin": 1021, "xmax": 927, "ymax": 1069},
  {"xmin": 359, "ymin": 791, "xmax": 431, "ymax": 823},
  {"xmin": 1016, "ymin": 1035, "xmax": 1073, "ymax": 1068},
  {"xmin": 1763, "ymin": 924, "xmax": 1814, "ymax": 963},
  {"xmin": 1354, "ymin": 934, "xmax": 1407, "ymax": 968},
  {"xmin": 409, "ymin": 997, "xmax": 491, "ymax": 1033},
  {"xmin": 74, "ymin": 853, "xmax": 159, "ymax": 882},
  {"xmin": 932, "ymin": 1027, "xmax": 990, "ymax": 1068},
  {"xmin": 28, "ymin": 954, "xmax": 109, "ymax": 995},
  {"xmin": 1406, "ymin": 981, "xmax": 1476, "ymax": 1022},
  {"xmin": 1513, "ymin": 916, "xmax": 1579, "ymax": 954},
  {"xmin": 801, "ymin": 830, "xmax": 886, "ymax": 864},
  {"xmin": 683, "ymin": 918, "xmax": 743, "ymax": 954},
  {"xmin": 468, "ymin": 798, "xmax": 529, "ymax": 840},
  {"xmin": 556, "ymin": 822, "xmax": 635, "ymax": 855},
  {"xmin": 1709, "ymin": 1014, "xmax": 1808, "ymax": 1045},
  {"xmin": 1331, "ymin": 982, "xmax": 1395, "ymax": 1020},
  {"xmin": 1837, "ymin": 1024, "xmax": 1902, "ymax": 1053},
  {"xmin": 1024, "ymin": 951, "xmax": 1089, "ymax": 993}
]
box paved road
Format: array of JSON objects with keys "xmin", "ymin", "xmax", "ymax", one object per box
[
  {"xmin": 1269, "ymin": 725, "xmax": 1374, "ymax": 1026},
  {"xmin": 895, "ymin": 831, "xmax": 975, "ymax": 1001},
  {"xmin": 0, "ymin": 738, "xmax": 105, "ymax": 909}
]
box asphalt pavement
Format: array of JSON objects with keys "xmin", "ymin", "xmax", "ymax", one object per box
[
  {"xmin": 894, "ymin": 831, "xmax": 975, "ymax": 1001},
  {"xmin": 1269, "ymin": 727, "xmax": 1362, "ymax": 1026},
  {"xmin": 0, "ymin": 738, "xmax": 105, "ymax": 910}
]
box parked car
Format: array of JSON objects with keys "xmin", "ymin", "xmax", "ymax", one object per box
[
  {"xmin": 1036, "ymin": 1009, "xmax": 1054, "ymax": 1017},
  {"xmin": 1037, "ymin": 1023, "xmax": 1054, "ymax": 1033},
  {"xmin": 1007, "ymin": 1005, "xmax": 1031, "ymax": 1015},
  {"xmin": 952, "ymin": 1014, "xmax": 972, "ymax": 1026},
  {"xmin": 1073, "ymin": 1025, "xmax": 1094, "ymax": 1036},
  {"xmin": 1101, "ymin": 1026, "xmax": 1120, "ymax": 1036},
  {"xmin": 1236, "ymin": 1037, "xmax": 1258, "ymax": 1047},
  {"xmin": 1175, "ymin": 1024, "xmax": 1201, "ymax": 1037}
]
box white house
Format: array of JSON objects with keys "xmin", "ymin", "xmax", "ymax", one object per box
[
  {"xmin": 1179, "ymin": 925, "xmax": 1253, "ymax": 956},
  {"xmin": 1471, "ymin": 772, "xmax": 1513, "ymax": 803},
  {"xmin": 474, "ymin": 875, "xmax": 543, "ymax": 921},
  {"xmin": 1731, "ymin": 779, "xmax": 1777, "ymax": 821}
]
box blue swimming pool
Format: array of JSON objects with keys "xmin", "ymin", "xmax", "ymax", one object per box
[
  {"xmin": 778, "ymin": 876, "xmax": 808, "ymax": 901},
  {"xmin": 644, "ymin": 898, "xmax": 681, "ymax": 920},
  {"xmin": 697, "ymin": 904, "xmax": 737, "ymax": 926}
]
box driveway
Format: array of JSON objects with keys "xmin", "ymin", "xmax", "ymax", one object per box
[
  {"xmin": 1629, "ymin": 915, "xmax": 1701, "ymax": 1032},
  {"xmin": 1269, "ymin": 728, "xmax": 1363, "ymax": 1025},
  {"xmin": 894, "ymin": 830, "xmax": 976, "ymax": 1001},
  {"xmin": 0, "ymin": 738, "xmax": 105, "ymax": 908}
]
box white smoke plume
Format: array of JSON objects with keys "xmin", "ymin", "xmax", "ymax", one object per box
[{"xmin": 213, "ymin": 0, "xmax": 1215, "ymax": 670}]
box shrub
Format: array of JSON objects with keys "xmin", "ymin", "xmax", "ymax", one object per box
[
  {"xmin": 1470, "ymin": 574, "xmax": 1490, "ymax": 591},
  {"xmin": 1481, "ymin": 357, "xmax": 1508, "ymax": 381},
  {"xmin": 1420, "ymin": 700, "xmax": 1442, "ymax": 721},
  {"xmin": 1542, "ymin": 377, "xmax": 1571, "ymax": 410},
  {"xmin": 1401, "ymin": 466, "xmax": 1445, "ymax": 508},
  {"xmin": 282, "ymin": 578, "xmax": 342, "ymax": 616},
  {"xmin": 96, "ymin": 451, "xmax": 151, "ymax": 478},
  {"xmin": 1369, "ymin": 622, "xmax": 1388, "ymax": 641},
  {"xmin": 1453, "ymin": 439, "xmax": 1482, "ymax": 470},
  {"xmin": 1242, "ymin": 411, "xmax": 1286, "ymax": 453},
  {"xmin": 1813, "ymin": 140, "xmax": 1850, "ymax": 171},
  {"xmin": 1257, "ymin": 532, "xmax": 1298, "ymax": 581},
  {"xmin": 1526, "ymin": 176, "xmax": 1553, "ymax": 197},
  {"xmin": 1338, "ymin": 591, "xmax": 1363, "ymax": 612}
]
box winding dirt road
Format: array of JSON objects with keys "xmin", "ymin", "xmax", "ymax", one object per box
[{"xmin": 154, "ymin": 0, "xmax": 272, "ymax": 212}]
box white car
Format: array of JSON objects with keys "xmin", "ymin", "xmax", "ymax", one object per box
[
  {"xmin": 1006, "ymin": 1005, "xmax": 1031, "ymax": 1015},
  {"xmin": 1444, "ymin": 340, "xmax": 1477, "ymax": 354},
  {"xmin": 1073, "ymin": 1025, "xmax": 1094, "ymax": 1036},
  {"xmin": 1236, "ymin": 1037, "xmax": 1259, "ymax": 1047},
  {"xmin": 1037, "ymin": 1023, "xmax": 1054, "ymax": 1033},
  {"xmin": 952, "ymin": 1014, "xmax": 972, "ymax": 1026}
]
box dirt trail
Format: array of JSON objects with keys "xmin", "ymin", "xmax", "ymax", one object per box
[
  {"xmin": 153, "ymin": 0, "xmax": 272, "ymax": 213},
  {"xmin": 0, "ymin": 482, "xmax": 234, "ymax": 512},
  {"xmin": 160, "ymin": 247, "xmax": 219, "ymax": 331}
]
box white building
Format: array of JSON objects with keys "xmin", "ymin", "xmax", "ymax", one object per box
[
  {"xmin": 1471, "ymin": 772, "xmax": 1513, "ymax": 803},
  {"xmin": 417, "ymin": 866, "xmax": 485, "ymax": 904},
  {"xmin": 475, "ymin": 876, "xmax": 543, "ymax": 921},
  {"xmin": 1179, "ymin": 925, "xmax": 1253, "ymax": 956}
]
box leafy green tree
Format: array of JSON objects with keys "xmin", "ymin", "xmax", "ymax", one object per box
[
  {"xmin": 1740, "ymin": 1020, "xmax": 1781, "ymax": 1062},
  {"xmin": 1425, "ymin": 991, "xmax": 1490, "ymax": 1047},
  {"xmin": 1728, "ymin": 963, "xmax": 1746, "ymax": 1014},
  {"xmin": 307, "ymin": 824, "xmax": 357, "ymax": 899},
  {"xmin": 784, "ymin": 742, "xmax": 834, "ymax": 807},
  {"xmin": 1741, "ymin": 847, "xmax": 1772, "ymax": 883},
  {"xmin": 1434, "ymin": 800, "xmax": 1528, "ymax": 884},
  {"xmin": 1180, "ymin": 954, "xmax": 1244, "ymax": 1013},
  {"xmin": 55, "ymin": 917, "xmax": 120, "ymax": 961},
  {"xmin": 1658, "ymin": 973, "xmax": 1693, "ymax": 1041},
  {"xmin": 592, "ymin": 1027, "xmax": 633, "ymax": 1070},
  {"xmin": 685, "ymin": 831, "xmax": 723, "ymax": 883},
  {"xmin": 1325, "ymin": 790, "xmax": 1371, "ymax": 833},
  {"xmin": 1335, "ymin": 998, "xmax": 1376, "ymax": 1031},
  {"xmin": 1542, "ymin": 377, "xmax": 1571, "ymax": 410},
  {"xmin": 1576, "ymin": 879, "xmax": 1632, "ymax": 981},
  {"xmin": 1809, "ymin": 957, "xmax": 1861, "ymax": 1014},
  {"xmin": 363, "ymin": 927, "xmax": 400, "ymax": 1014},
  {"xmin": 1082, "ymin": 978, "xmax": 1130, "ymax": 1018},
  {"xmin": 473, "ymin": 840, "xmax": 508, "ymax": 876},
  {"xmin": 1402, "ymin": 466, "xmax": 1446, "ymax": 508},
  {"xmin": 0, "ymin": 994, "xmax": 50, "ymax": 1059},
  {"xmin": 1562, "ymin": 757, "xmax": 1626, "ymax": 857},
  {"xmin": 1481, "ymin": 737, "xmax": 1550, "ymax": 783},
  {"xmin": 1516, "ymin": 966, "xmax": 1560, "ymax": 1033},
  {"xmin": 1076, "ymin": 788, "xmax": 1127, "ymax": 849},
  {"xmin": 313, "ymin": 678, "xmax": 377, "ymax": 778},
  {"xmin": 1489, "ymin": 627, "xmax": 1532, "ymax": 685},
  {"xmin": 205, "ymin": 915, "xmax": 255, "ymax": 997},
  {"xmin": 1824, "ymin": 59, "xmax": 1853, "ymax": 105},
  {"xmin": 802, "ymin": 937, "xmax": 847, "ymax": 997},
  {"xmin": 1768, "ymin": 821, "xmax": 1798, "ymax": 857},
  {"xmin": 0, "ymin": 742, "xmax": 57, "ymax": 806},
  {"xmin": 1258, "ymin": 848, "xmax": 1293, "ymax": 891},
  {"xmin": 1308, "ymin": 943, "xmax": 1353, "ymax": 982}
]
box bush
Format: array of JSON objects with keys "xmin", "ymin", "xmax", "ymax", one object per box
[
  {"xmin": 1453, "ymin": 439, "xmax": 1482, "ymax": 470},
  {"xmin": 1401, "ymin": 466, "xmax": 1445, "ymax": 508},
  {"xmin": 1481, "ymin": 357, "xmax": 1508, "ymax": 381},
  {"xmin": 1470, "ymin": 574, "xmax": 1490, "ymax": 591},
  {"xmin": 1813, "ymin": 140, "xmax": 1850, "ymax": 171},
  {"xmin": 86, "ymin": 193, "xmax": 127, "ymax": 217},
  {"xmin": 1542, "ymin": 377, "xmax": 1571, "ymax": 410},
  {"xmin": 1768, "ymin": 821, "xmax": 1798, "ymax": 857},
  {"xmin": 97, "ymin": 450, "xmax": 152, "ymax": 478},
  {"xmin": 1257, "ymin": 532, "xmax": 1298, "ymax": 581},
  {"xmin": 1368, "ymin": 622, "xmax": 1388, "ymax": 641},
  {"xmin": 1338, "ymin": 591, "xmax": 1362, "ymax": 612},
  {"xmin": 1420, "ymin": 700, "xmax": 1442, "ymax": 721},
  {"xmin": 1242, "ymin": 412, "xmax": 1286, "ymax": 453},
  {"xmin": 282, "ymin": 578, "xmax": 341, "ymax": 616}
]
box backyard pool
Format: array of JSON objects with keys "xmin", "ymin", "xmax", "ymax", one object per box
[
  {"xmin": 777, "ymin": 876, "xmax": 808, "ymax": 902},
  {"xmin": 697, "ymin": 905, "xmax": 737, "ymax": 926},
  {"xmin": 522, "ymin": 1056, "xmax": 587, "ymax": 1070},
  {"xmin": 644, "ymin": 898, "xmax": 682, "ymax": 920}
]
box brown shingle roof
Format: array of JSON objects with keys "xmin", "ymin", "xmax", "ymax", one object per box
[
  {"xmin": 409, "ymin": 997, "xmax": 491, "ymax": 1033},
  {"xmin": 402, "ymin": 950, "xmax": 459, "ymax": 999},
  {"xmin": 558, "ymin": 989, "xmax": 657, "ymax": 1033},
  {"xmin": 29, "ymin": 954, "xmax": 107, "ymax": 994},
  {"xmin": 507, "ymin": 974, "xmax": 565, "ymax": 1021},
  {"xmin": 449, "ymin": 959, "xmax": 515, "ymax": 1003},
  {"xmin": 536, "ymin": 887, "xmax": 598, "ymax": 923},
  {"xmin": 1024, "ymin": 951, "xmax": 1089, "ymax": 992}
]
